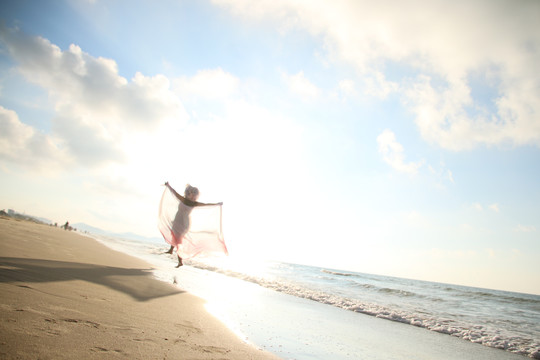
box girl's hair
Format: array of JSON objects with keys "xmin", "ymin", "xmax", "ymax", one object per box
[{"xmin": 184, "ymin": 184, "xmax": 200, "ymax": 198}]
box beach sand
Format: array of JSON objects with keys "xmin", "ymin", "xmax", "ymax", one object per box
[{"xmin": 0, "ymin": 217, "xmax": 278, "ymax": 359}]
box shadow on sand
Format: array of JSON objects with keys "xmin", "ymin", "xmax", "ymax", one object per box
[{"xmin": 0, "ymin": 257, "xmax": 183, "ymax": 301}]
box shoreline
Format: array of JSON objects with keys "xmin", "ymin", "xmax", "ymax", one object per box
[
  {"xmin": 164, "ymin": 262, "xmax": 532, "ymax": 360},
  {"xmin": 0, "ymin": 217, "xmax": 278, "ymax": 359}
]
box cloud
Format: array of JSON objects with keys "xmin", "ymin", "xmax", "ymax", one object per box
[
  {"xmin": 403, "ymin": 210, "xmax": 428, "ymax": 228},
  {"xmin": 0, "ymin": 27, "xmax": 188, "ymax": 168},
  {"xmin": 446, "ymin": 169, "xmax": 454, "ymax": 184},
  {"xmin": 428, "ymin": 162, "xmax": 455, "ymax": 189},
  {"xmin": 377, "ymin": 129, "xmax": 423, "ymax": 174},
  {"xmin": 514, "ymin": 224, "xmax": 536, "ymax": 233},
  {"xmin": 0, "ymin": 106, "xmax": 66, "ymax": 169},
  {"xmin": 174, "ymin": 68, "xmax": 240, "ymax": 100},
  {"xmin": 281, "ymin": 70, "xmax": 321, "ymax": 100},
  {"xmin": 472, "ymin": 202, "xmax": 483, "ymax": 211},
  {"xmin": 471, "ymin": 202, "xmax": 501, "ymax": 213},
  {"xmin": 337, "ymin": 79, "xmax": 356, "ymax": 97},
  {"xmin": 402, "ymin": 74, "xmax": 540, "ymax": 150},
  {"xmin": 52, "ymin": 114, "xmax": 126, "ymax": 166},
  {"xmin": 362, "ymin": 71, "xmax": 398, "ymax": 99},
  {"xmin": 215, "ymin": 0, "xmax": 540, "ymax": 150}
]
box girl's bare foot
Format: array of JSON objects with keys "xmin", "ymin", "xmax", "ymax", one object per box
[
  {"xmin": 165, "ymin": 246, "xmax": 174, "ymax": 254},
  {"xmin": 175, "ymin": 256, "xmax": 183, "ymax": 268}
]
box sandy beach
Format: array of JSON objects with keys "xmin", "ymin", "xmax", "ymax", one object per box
[{"xmin": 0, "ymin": 217, "xmax": 278, "ymax": 359}]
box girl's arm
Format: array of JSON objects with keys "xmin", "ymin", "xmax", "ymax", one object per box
[
  {"xmin": 165, "ymin": 182, "xmax": 222, "ymax": 207},
  {"xmin": 192, "ymin": 201, "xmax": 223, "ymax": 207},
  {"xmin": 165, "ymin": 182, "xmax": 187, "ymax": 202}
]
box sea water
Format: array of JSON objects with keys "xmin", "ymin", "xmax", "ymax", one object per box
[{"xmin": 88, "ymin": 233, "xmax": 540, "ymax": 359}]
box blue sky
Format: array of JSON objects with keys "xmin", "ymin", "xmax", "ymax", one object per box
[{"xmin": 1, "ymin": 0, "xmax": 539, "ymax": 295}]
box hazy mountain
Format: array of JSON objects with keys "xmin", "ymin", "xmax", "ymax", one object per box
[{"xmin": 72, "ymin": 223, "xmax": 162, "ymax": 243}]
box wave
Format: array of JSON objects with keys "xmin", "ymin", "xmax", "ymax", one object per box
[
  {"xmin": 377, "ymin": 287, "xmax": 417, "ymax": 297},
  {"xmin": 443, "ymin": 285, "xmax": 540, "ymax": 310},
  {"xmin": 470, "ymin": 290, "xmax": 540, "ymax": 307},
  {"xmin": 321, "ymin": 269, "xmax": 419, "ymax": 297},
  {"xmin": 321, "ymin": 269, "xmax": 356, "ymax": 277},
  {"xmin": 186, "ymin": 260, "xmax": 540, "ymax": 359},
  {"xmin": 351, "ymin": 282, "xmax": 377, "ymax": 290}
]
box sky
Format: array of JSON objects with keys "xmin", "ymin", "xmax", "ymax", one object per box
[{"xmin": 1, "ymin": 0, "xmax": 539, "ymax": 295}]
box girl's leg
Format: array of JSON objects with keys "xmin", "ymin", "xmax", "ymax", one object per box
[
  {"xmin": 165, "ymin": 245, "xmax": 174, "ymax": 254},
  {"xmin": 175, "ymin": 255, "xmax": 183, "ymax": 268}
]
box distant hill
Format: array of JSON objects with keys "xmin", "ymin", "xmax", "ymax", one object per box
[
  {"xmin": 0, "ymin": 209, "xmax": 162, "ymax": 244},
  {"xmin": 0, "ymin": 210, "xmax": 52, "ymax": 225},
  {"xmin": 72, "ymin": 222, "xmax": 162, "ymax": 243}
]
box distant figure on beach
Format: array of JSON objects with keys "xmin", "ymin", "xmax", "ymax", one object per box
[
  {"xmin": 161, "ymin": 182, "xmax": 224, "ymax": 268},
  {"xmin": 63, "ymin": 221, "xmax": 69, "ymax": 230}
]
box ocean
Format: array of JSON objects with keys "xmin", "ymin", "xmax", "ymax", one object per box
[{"xmin": 88, "ymin": 233, "xmax": 540, "ymax": 359}]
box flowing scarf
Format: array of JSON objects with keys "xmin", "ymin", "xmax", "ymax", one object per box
[{"xmin": 158, "ymin": 186, "xmax": 228, "ymax": 259}]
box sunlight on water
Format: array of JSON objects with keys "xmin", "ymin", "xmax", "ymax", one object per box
[
  {"xmin": 205, "ymin": 302, "xmax": 251, "ymax": 343},
  {"xmin": 175, "ymin": 263, "xmax": 272, "ymax": 347},
  {"xmin": 192, "ymin": 254, "xmax": 273, "ymax": 278}
]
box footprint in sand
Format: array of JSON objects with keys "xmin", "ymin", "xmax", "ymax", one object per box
[
  {"xmin": 174, "ymin": 321, "xmax": 202, "ymax": 334},
  {"xmin": 62, "ymin": 318, "xmax": 100, "ymax": 328},
  {"xmin": 91, "ymin": 347, "xmax": 124, "ymax": 354}
]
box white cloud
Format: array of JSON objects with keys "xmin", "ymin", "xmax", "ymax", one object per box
[
  {"xmin": 338, "ymin": 79, "xmax": 355, "ymax": 94},
  {"xmin": 362, "ymin": 71, "xmax": 398, "ymax": 99},
  {"xmin": 336, "ymin": 79, "xmax": 356, "ymax": 99},
  {"xmin": 377, "ymin": 129, "xmax": 423, "ymax": 174},
  {"xmin": 514, "ymin": 224, "xmax": 536, "ymax": 233},
  {"xmin": 471, "ymin": 202, "xmax": 500, "ymax": 213},
  {"xmin": 402, "ymin": 75, "xmax": 540, "ymax": 150},
  {"xmin": 427, "ymin": 162, "xmax": 455, "ymax": 188},
  {"xmin": 403, "ymin": 210, "xmax": 429, "ymax": 228},
  {"xmin": 281, "ymin": 70, "xmax": 321, "ymax": 100},
  {"xmin": 215, "ymin": 0, "xmax": 540, "ymax": 150},
  {"xmin": 0, "ymin": 27, "xmax": 188, "ymax": 168},
  {"xmin": 472, "ymin": 202, "xmax": 483, "ymax": 211},
  {"xmin": 174, "ymin": 68, "xmax": 240, "ymax": 100},
  {"xmin": 0, "ymin": 106, "xmax": 67, "ymax": 170},
  {"xmin": 447, "ymin": 169, "xmax": 454, "ymax": 184}
]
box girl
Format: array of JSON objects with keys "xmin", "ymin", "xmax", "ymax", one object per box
[{"xmin": 162, "ymin": 182, "xmax": 223, "ymax": 267}]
